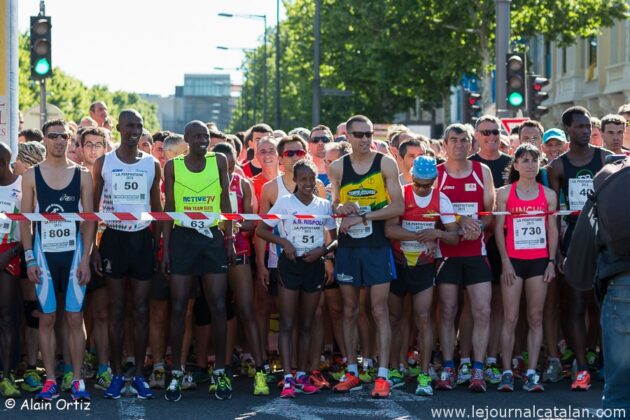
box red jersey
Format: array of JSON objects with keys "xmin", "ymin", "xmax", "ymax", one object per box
[
  {"xmin": 437, "ymin": 161, "xmax": 486, "ymax": 257},
  {"xmin": 505, "ymin": 183, "xmax": 549, "ymax": 260},
  {"xmin": 251, "ymin": 173, "xmax": 271, "ymax": 202},
  {"xmin": 242, "ymin": 161, "xmax": 262, "ymax": 179}
]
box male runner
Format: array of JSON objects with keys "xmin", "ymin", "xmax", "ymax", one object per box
[
  {"xmin": 243, "ymin": 124, "xmax": 274, "ymax": 178},
  {"xmin": 601, "ymin": 114, "xmax": 627, "ymax": 155}
]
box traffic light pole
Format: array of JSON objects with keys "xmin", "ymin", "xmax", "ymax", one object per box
[
  {"xmin": 495, "ymin": 0, "xmax": 510, "ymax": 117},
  {"xmin": 39, "ymin": 79, "xmax": 47, "ymax": 128}
]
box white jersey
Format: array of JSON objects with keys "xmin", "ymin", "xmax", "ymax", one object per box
[
  {"xmin": 267, "ymin": 176, "xmax": 292, "ymax": 268},
  {"xmin": 0, "ymin": 176, "xmax": 21, "ymax": 243},
  {"xmin": 265, "ymin": 194, "xmax": 336, "ymax": 257},
  {"xmin": 101, "ymin": 150, "xmax": 157, "ymax": 232}
]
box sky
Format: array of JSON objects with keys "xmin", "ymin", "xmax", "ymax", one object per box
[{"xmin": 18, "ymin": 0, "xmax": 285, "ymax": 97}]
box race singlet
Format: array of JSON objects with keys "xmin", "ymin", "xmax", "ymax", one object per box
[
  {"xmin": 41, "ymin": 221, "xmax": 77, "ymax": 253},
  {"xmin": 112, "ymin": 171, "xmax": 149, "ymax": 205},
  {"xmin": 452, "ymin": 202, "xmax": 478, "ymax": 219},
  {"xmin": 0, "ymin": 198, "xmax": 15, "ymax": 235}
]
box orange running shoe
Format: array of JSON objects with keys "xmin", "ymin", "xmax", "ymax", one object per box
[
  {"xmin": 309, "ymin": 370, "xmax": 331, "ymax": 390},
  {"xmin": 332, "ymin": 372, "xmax": 362, "ymax": 393},
  {"xmin": 571, "ymin": 370, "xmax": 591, "ymax": 391},
  {"xmin": 371, "ymin": 377, "xmax": 390, "ymax": 399}
]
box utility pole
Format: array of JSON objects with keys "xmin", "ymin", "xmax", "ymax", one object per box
[
  {"xmin": 38, "ymin": 1, "xmax": 48, "ymax": 126},
  {"xmin": 262, "ymin": 16, "xmax": 268, "ymax": 123},
  {"xmin": 495, "ymin": 0, "xmax": 510, "ymax": 118},
  {"xmin": 312, "ymin": 0, "xmax": 321, "ymax": 126},
  {"xmin": 275, "ymin": 0, "xmax": 281, "ymax": 129}
]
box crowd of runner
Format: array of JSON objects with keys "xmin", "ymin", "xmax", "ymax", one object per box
[{"xmin": 1, "ymin": 100, "xmax": 629, "ymax": 403}]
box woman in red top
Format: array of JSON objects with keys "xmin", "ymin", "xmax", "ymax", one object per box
[{"xmin": 494, "ymin": 143, "xmax": 558, "ymax": 393}]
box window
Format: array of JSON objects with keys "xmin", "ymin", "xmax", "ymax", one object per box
[
  {"xmin": 588, "ymin": 36, "xmax": 598, "ymax": 68},
  {"xmin": 544, "ymin": 41, "xmax": 551, "ymax": 77},
  {"xmin": 562, "ymin": 47, "xmax": 567, "ymax": 74}
]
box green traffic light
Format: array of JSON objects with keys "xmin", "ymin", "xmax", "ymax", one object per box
[
  {"xmin": 34, "ymin": 58, "xmax": 50, "ymax": 75},
  {"xmin": 508, "ymin": 92, "xmax": 523, "ymax": 107}
]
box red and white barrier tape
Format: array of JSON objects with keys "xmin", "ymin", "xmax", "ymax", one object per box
[{"xmin": 0, "ymin": 210, "xmax": 581, "ymax": 222}]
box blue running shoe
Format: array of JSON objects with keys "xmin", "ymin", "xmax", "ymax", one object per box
[
  {"xmin": 36, "ymin": 380, "xmax": 60, "ymax": 401},
  {"xmin": 71, "ymin": 379, "xmax": 91, "ymax": 401},
  {"xmin": 131, "ymin": 376, "xmax": 155, "ymax": 399},
  {"xmin": 498, "ymin": 372, "xmax": 514, "ymax": 392},
  {"xmin": 104, "ymin": 375, "xmax": 125, "ymax": 399}
]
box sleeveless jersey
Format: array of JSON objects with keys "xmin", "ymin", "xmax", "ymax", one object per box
[
  {"xmin": 101, "ymin": 150, "xmax": 156, "ymax": 232},
  {"xmin": 560, "ymin": 148, "xmax": 603, "ymax": 215},
  {"xmin": 392, "ymin": 185, "xmax": 440, "ymax": 267},
  {"xmin": 0, "ymin": 176, "xmax": 21, "ymax": 244},
  {"xmin": 437, "ymin": 161, "xmax": 486, "ymax": 257},
  {"xmin": 34, "ymin": 166, "xmax": 81, "ymax": 253},
  {"xmin": 173, "ymin": 153, "xmax": 222, "ymax": 237},
  {"xmin": 505, "ymin": 183, "xmax": 549, "ymax": 259},
  {"xmin": 229, "ymin": 173, "xmax": 251, "ymax": 256},
  {"xmin": 267, "ymin": 176, "xmax": 292, "ymax": 268},
  {"xmin": 338, "ymin": 153, "xmax": 389, "ymax": 248}
]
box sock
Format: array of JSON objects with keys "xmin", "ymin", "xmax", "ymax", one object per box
[
  {"xmin": 213, "ymin": 368, "xmax": 225, "ymax": 376},
  {"xmin": 98, "ymin": 364, "xmax": 108, "ymax": 375},
  {"xmin": 473, "ymin": 361, "xmax": 484, "ymax": 370},
  {"xmin": 296, "ymin": 371, "xmax": 306, "ymax": 379},
  {"xmin": 172, "ymin": 369, "xmax": 184, "ymax": 377},
  {"xmin": 486, "ymin": 357, "xmax": 497, "ymax": 366},
  {"xmin": 377, "ymin": 367, "xmax": 388, "ymax": 379},
  {"xmin": 153, "ymin": 362, "xmax": 164, "ymax": 371},
  {"xmin": 526, "ymin": 369, "xmax": 536, "ymax": 377},
  {"xmin": 503, "ymin": 370, "xmax": 513, "ymax": 376},
  {"xmin": 64, "ymin": 364, "xmax": 72, "ymax": 374},
  {"xmin": 443, "ymin": 360, "xmax": 455, "ymax": 369},
  {"xmin": 347, "ymin": 364, "xmax": 359, "ymax": 376},
  {"xmin": 460, "ymin": 357, "xmax": 471, "ymax": 365}
]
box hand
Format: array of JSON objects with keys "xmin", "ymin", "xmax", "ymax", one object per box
[
  {"xmin": 27, "ymin": 264, "xmax": 41, "ymax": 285},
  {"xmin": 257, "ymin": 265, "xmax": 270, "ymax": 290},
  {"xmin": 226, "ymin": 241, "xmax": 236, "ymax": 265},
  {"xmin": 282, "ymin": 241, "xmax": 297, "ymax": 262},
  {"xmin": 416, "ymin": 229, "xmax": 441, "ymax": 243},
  {"xmin": 500, "ymin": 260, "xmax": 517, "ymax": 287},
  {"xmin": 557, "ymin": 257, "xmax": 566, "ymax": 275},
  {"xmin": 91, "ymin": 248, "xmax": 102, "ymax": 277},
  {"xmin": 77, "ymin": 258, "xmax": 91, "ymax": 286},
  {"xmin": 339, "ymin": 215, "xmax": 363, "ymax": 234},
  {"xmin": 302, "ymin": 246, "xmax": 325, "ymax": 263},
  {"xmin": 336, "ymin": 202, "xmax": 360, "ymax": 216},
  {"xmin": 543, "ymin": 262, "xmax": 556, "ymax": 283},
  {"xmin": 324, "ymin": 259, "xmax": 334, "ymax": 285},
  {"xmin": 459, "ymin": 216, "xmax": 481, "ymax": 234},
  {"xmin": 425, "ymin": 240, "xmax": 437, "ymax": 256},
  {"xmin": 161, "ymin": 251, "xmax": 170, "ymax": 276}
]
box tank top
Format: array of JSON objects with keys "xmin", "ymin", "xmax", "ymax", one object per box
[
  {"xmin": 560, "ymin": 148, "xmax": 603, "ymax": 215},
  {"xmin": 469, "ymin": 153, "xmax": 511, "ymax": 188},
  {"xmin": 338, "ymin": 153, "xmax": 389, "ymax": 248},
  {"xmin": 0, "ymin": 176, "xmax": 21, "ymax": 244},
  {"xmin": 267, "ymin": 176, "xmax": 292, "ymax": 268},
  {"xmin": 505, "ymin": 183, "xmax": 549, "ymax": 259},
  {"xmin": 437, "ymin": 161, "xmax": 486, "ymax": 257},
  {"xmin": 392, "ymin": 185, "xmax": 440, "ymax": 267},
  {"xmin": 101, "ymin": 150, "xmax": 156, "ymax": 232},
  {"xmin": 229, "ymin": 173, "xmax": 251, "ymax": 256},
  {"xmin": 173, "ymin": 153, "xmax": 222, "ymax": 237},
  {"xmin": 34, "ymin": 165, "xmax": 81, "ymax": 253}
]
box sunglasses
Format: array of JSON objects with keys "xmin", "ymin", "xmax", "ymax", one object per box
[
  {"xmin": 413, "ymin": 181, "xmax": 434, "ymax": 189},
  {"xmin": 47, "ymin": 133, "xmax": 71, "ymax": 140},
  {"xmin": 479, "ymin": 129, "xmax": 500, "ymax": 136},
  {"xmin": 282, "ymin": 150, "xmax": 306, "ymax": 158},
  {"xmin": 349, "ymin": 131, "xmax": 373, "ymax": 139},
  {"xmin": 310, "ymin": 136, "xmax": 331, "ymax": 144}
]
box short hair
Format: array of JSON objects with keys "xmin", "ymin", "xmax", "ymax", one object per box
[
  {"xmin": 273, "ymin": 129, "xmax": 287, "ymax": 138},
  {"xmin": 292, "ymin": 158, "xmax": 318, "ymax": 179},
  {"xmin": 42, "ymin": 119, "xmax": 69, "ymax": 136},
  {"xmin": 277, "ymin": 135, "xmax": 308, "ymax": 156},
  {"xmin": 89, "ymin": 101, "xmax": 106, "ymax": 113},
  {"xmin": 398, "ymin": 137, "xmax": 428, "ymax": 157},
  {"xmin": 561, "ymin": 106, "xmax": 591, "ymax": 127},
  {"xmin": 346, "ymin": 115, "xmax": 372, "ymax": 132},
  {"xmin": 591, "ymin": 117, "xmax": 601, "ymax": 130},
  {"xmin": 245, "ymin": 124, "xmax": 273, "ymax": 144},
  {"xmin": 617, "ymin": 103, "xmax": 630, "ymax": 115},
  {"xmin": 325, "ymin": 141, "xmax": 352, "ymax": 156},
  {"xmin": 209, "ymin": 127, "xmax": 227, "ymax": 140},
  {"xmin": 518, "ymin": 120, "xmax": 544, "ymax": 137},
  {"xmin": 390, "ymin": 130, "xmax": 412, "ymax": 149},
  {"xmin": 152, "ymin": 130, "xmax": 171, "ymax": 143},
  {"xmin": 212, "ymin": 142, "xmax": 236, "ymax": 160},
  {"xmin": 257, "ymin": 135, "xmax": 278, "ymax": 151},
  {"xmin": 386, "ymin": 125, "xmax": 409, "ymax": 142},
  {"xmin": 601, "ymin": 114, "xmax": 627, "ymax": 132},
  {"xmin": 225, "ymin": 134, "xmax": 242, "ymax": 157},
  {"xmin": 18, "ymin": 128, "xmax": 43, "ymax": 142},
  {"xmin": 443, "ymin": 123, "xmax": 473, "ymax": 142},
  {"xmin": 163, "ymin": 134, "xmax": 185, "ymax": 152},
  {"xmin": 309, "ymin": 124, "xmax": 333, "ymax": 140},
  {"xmin": 79, "ymin": 116, "xmax": 97, "ymax": 127},
  {"xmin": 80, "ymin": 127, "xmax": 109, "ymax": 146},
  {"xmin": 288, "ymin": 127, "xmax": 311, "ymax": 142},
  {"xmin": 474, "ymin": 115, "xmax": 501, "ymax": 130}
]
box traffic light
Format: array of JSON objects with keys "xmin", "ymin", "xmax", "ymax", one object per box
[
  {"xmin": 527, "ymin": 75, "xmax": 550, "ymax": 119},
  {"xmin": 30, "ymin": 16, "xmax": 52, "ymax": 80},
  {"xmin": 461, "ymin": 89, "xmax": 482, "ymax": 124},
  {"xmin": 506, "ymin": 53, "xmax": 525, "ymax": 110}
]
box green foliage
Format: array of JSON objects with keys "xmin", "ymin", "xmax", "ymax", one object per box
[{"xmin": 18, "ymin": 33, "xmax": 160, "ymax": 133}]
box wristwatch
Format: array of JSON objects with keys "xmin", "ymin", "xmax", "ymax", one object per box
[
  {"xmin": 357, "ymin": 209, "xmax": 368, "ymax": 224},
  {"xmin": 548, "ymin": 259, "xmax": 556, "ymax": 264}
]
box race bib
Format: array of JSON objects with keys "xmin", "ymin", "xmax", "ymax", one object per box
[
  {"xmin": 513, "ymin": 217, "xmax": 546, "ymax": 250},
  {"xmin": 348, "ymin": 206, "xmax": 373, "ymax": 239},
  {"xmin": 568, "ymin": 178, "xmax": 593, "ymax": 211},
  {"xmin": 41, "ymin": 221, "xmax": 76, "ymax": 253},
  {"xmin": 290, "ymin": 220, "xmax": 325, "ymax": 256},
  {"xmin": 400, "ymin": 220, "xmax": 435, "ymax": 255},
  {"xmin": 229, "ymin": 191, "xmax": 238, "ymax": 214},
  {"xmin": 452, "ymin": 202, "xmax": 478, "ymax": 219},
  {"xmin": 181, "ymin": 217, "xmax": 215, "ymax": 238},
  {"xmin": 0, "ymin": 199, "xmax": 15, "ymax": 235},
  {"xmin": 112, "ymin": 171, "xmax": 148, "ymax": 205}
]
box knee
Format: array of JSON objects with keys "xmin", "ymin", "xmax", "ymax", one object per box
[
  {"xmin": 503, "ymin": 311, "xmax": 519, "ymax": 330},
  {"xmin": 280, "ymin": 317, "xmax": 295, "ymax": 335},
  {"xmin": 473, "ymin": 306, "xmax": 491, "ymax": 326},
  {"xmin": 343, "ymin": 302, "xmax": 359, "ymax": 321},
  {"xmin": 134, "ymin": 301, "xmax": 150, "ymax": 322},
  {"xmin": 527, "ymin": 309, "xmax": 544, "ymax": 330},
  {"xmin": 94, "ymin": 306, "xmax": 108, "ymax": 324},
  {"xmin": 371, "ymin": 301, "xmax": 389, "ymax": 323},
  {"xmin": 39, "ymin": 313, "xmax": 56, "ymax": 329},
  {"xmin": 110, "ymin": 301, "xmax": 125, "ymax": 324},
  {"xmin": 440, "ymin": 301, "xmax": 458, "ymax": 324},
  {"xmin": 327, "ymin": 302, "xmax": 343, "ymax": 321},
  {"xmin": 66, "ymin": 312, "xmax": 84, "ymax": 330},
  {"xmin": 237, "ymin": 303, "xmax": 255, "ymax": 323},
  {"xmin": 414, "ymin": 310, "xmax": 431, "ymax": 329}
]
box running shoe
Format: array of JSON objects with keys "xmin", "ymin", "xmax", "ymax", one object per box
[
  {"xmin": 309, "ymin": 370, "xmax": 330, "ymax": 390},
  {"xmin": 165, "ymin": 373, "xmax": 182, "ymax": 402},
  {"xmin": 214, "ymin": 373, "xmax": 232, "ymax": 400},
  {"xmin": 330, "ymin": 367, "xmax": 346, "ymax": 382},
  {"xmin": 70, "ymin": 379, "xmax": 91, "ymax": 401},
  {"xmin": 332, "ymin": 372, "xmax": 363, "ymax": 393},
  {"xmin": 561, "ymin": 348, "xmax": 575, "ymax": 368},
  {"xmin": 131, "ymin": 376, "xmax": 156, "ymax": 399},
  {"xmin": 484, "ymin": 363, "xmax": 501, "ymax": 384},
  {"xmin": 387, "ymin": 369, "xmax": 405, "ymax": 389},
  {"xmin": 280, "ymin": 377, "xmax": 295, "ymax": 399},
  {"xmin": 428, "ymin": 365, "xmax": 438, "ymax": 381},
  {"xmin": 253, "ymin": 371, "xmax": 270, "ymax": 395},
  {"xmin": 82, "ymin": 358, "xmax": 96, "ymax": 380},
  {"xmin": 296, "ymin": 375, "xmax": 319, "ymax": 394},
  {"xmin": 149, "ymin": 367, "xmax": 166, "ymax": 389},
  {"xmin": 468, "ymin": 368, "xmax": 486, "ymax": 392},
  {"xmin": 415, "ymin": 373, "xmax": 433, "ymax": 396},
  {"xmin": 181, "ymin": 373, "xmax": 197, "ymax": 390},
  {"xmin": 21, "ymin": 369, "xmax": 43, "ymax": 392},
  {"xmin": 61, "ymin": 371, "xmax": 73, "ymax": 392},
  {"xmin": 497, "ymin": 372, "xmax": 514, "ymax": 392},
  {"xmin": 542, "ymin": 359, "xmax": 563, "ymax": 383},
  {"xmin": 586, "ymin": 350, "xmax": 599, "ymax": 371},
  {"xmin": 95, "ymin": 369, "xmax": 113, "ymax": 391},
  {"xmin": 104, "ymin": 375, "xmax": 124, "ymax": 399},
  {"xmin": 571, "ymin": 370, "xmax": 592, "ymax": 391},
  {"xmin": 456, "ymin": 362, "xmax": 472, "ymax": 385},
  {"xmin": 523, "ymin": 373, "xmax": 544, "ymax": 392},
  {"xmin": 0, "ymin": 376, "xmax": 21, "ymax": 398},
  {"xmin": 191, "ymin": 368, "xmax": 211, "ymax": 385},
  {"xmin": 36, "ymin": 380, "xmax": 60, "ymax": 401},
  {"xmin": 407, "ymin": 363, "xmax": 421, "ymax": 378},
  {"xmin": 436, "ymin": 367, "xmax": 456, "ymax": 390},
  {"xmin": 359, "ymin": 369, "xmax": 374, "ymax": 383},
  {"xmin": 512, "ymin": 357, "xmax": 526, "ymax": 379},
  {"xmin": 371, "ymin": 377, "xmax": 390, "ymax": 399},
  {"xmin": 208, "ymin": 374, "xmax": 217, "ymax": 393}
]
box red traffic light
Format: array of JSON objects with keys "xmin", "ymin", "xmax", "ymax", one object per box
[{"xmin": 469, "ymin": 92, "xmax": 481, "ymax": 107}]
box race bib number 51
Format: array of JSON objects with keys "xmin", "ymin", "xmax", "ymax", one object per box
[
  {"xmin": 112, "ymin": 172, "xmax": 148, "ymax": 205},
  {"xmin": 41, "ymin": 221, "xmax": 76, "ymax": 253}
]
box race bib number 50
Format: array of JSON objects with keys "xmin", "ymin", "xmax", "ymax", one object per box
[
  {"xmin": 112, "ymin": 172, "xmax": 148, "ymax": 205},
  {"xmin": 41, "ymin": 221, "xmax": 76, "ymax": 253}
]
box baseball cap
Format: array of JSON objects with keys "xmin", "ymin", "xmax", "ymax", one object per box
[
  {"xmin": 411, "ymin": 156, "xmax": 438, "ymax": 180},
  {"xmin": 543, "ymin": 128, "xmax": 567, "ymax": 144}
]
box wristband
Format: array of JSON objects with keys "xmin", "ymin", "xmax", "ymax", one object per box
[
  {"xmin": 26, "ymin": 260, "xmax": 38, "ymax": 268},
  {"xmin": 24, "ymin": 249, "xmax": 35, "ymax": 262}
]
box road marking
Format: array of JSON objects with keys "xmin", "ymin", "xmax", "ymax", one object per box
[{"xmin": 117, "ymin": 395, "xmax": 146, "ymax": 419}]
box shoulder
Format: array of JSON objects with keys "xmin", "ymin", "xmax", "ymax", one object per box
[
  {"xmin": 542, "ymin": 185, "xmax": 557, "ymax": 201},
  {"xmin": 496, "ymin": 184, "xmax": 511, "ymax": 199}
]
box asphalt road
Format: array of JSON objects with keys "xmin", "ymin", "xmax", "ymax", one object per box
[{"xmin": 0, "ymin": 374, "xmax": 618, "ymax": 420}]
